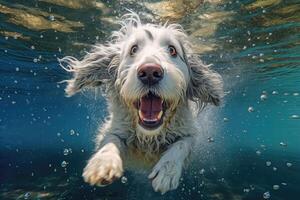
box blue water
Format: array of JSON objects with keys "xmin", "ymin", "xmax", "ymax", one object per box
[{"xmin": 1, "ymin": 0, "xmax": 300, "ymax": 199}]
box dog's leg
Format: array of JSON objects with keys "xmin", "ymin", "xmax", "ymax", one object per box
[
  {"xmin": 82, "ymin": 134, "xmax": 124, "ymax": 186},
  {"xmin": 148, "ymin": 137, "xmax": 193, "ymax": 194}
]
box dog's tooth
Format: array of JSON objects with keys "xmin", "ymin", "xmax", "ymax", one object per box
[
  {"xmin": 138, "ymin": 110, "xmax": 143, "ymax": 118},
  {"xmin": 157, "ymin": 111, "xmax": 163, "ymax": 119},
  {"xmin": 144, "ymin": 119, "xmax": 156, "ymax": 122}
]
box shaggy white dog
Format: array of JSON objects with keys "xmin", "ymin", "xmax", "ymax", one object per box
[{"xmin": 60, "ymin": 12, "xmax": 223, "ymax": 194}]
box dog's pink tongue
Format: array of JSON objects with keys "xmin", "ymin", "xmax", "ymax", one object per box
[{"xmin": 140, "ymin": 95, "xmax": 162, "ymax": 120}]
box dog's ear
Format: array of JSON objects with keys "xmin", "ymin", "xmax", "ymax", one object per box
[
  {"xmin": 187, "ymin": 55, "xmax": 223, "ymax": 107},
  {"xmin": 59, "ymin": 44, "xmax": 119, "ymax": 97}
]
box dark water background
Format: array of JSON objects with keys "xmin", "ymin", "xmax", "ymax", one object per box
[{"xmin": 0, "ymin": 0, "xmax": 300, "ymax": 199}]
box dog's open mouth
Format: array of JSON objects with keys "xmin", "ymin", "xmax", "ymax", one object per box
[{"xmin": 135, "ymin": 92, "xmax": 165, "ymax": 130}]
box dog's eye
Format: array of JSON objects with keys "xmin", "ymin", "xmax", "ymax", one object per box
[
  {"xmin": 130, "ymin": 45, "xmax": 138, "ymax": 56},
  {"xmin": 168, "ymin": 45, "xmax": 177, "ymax": 57}
]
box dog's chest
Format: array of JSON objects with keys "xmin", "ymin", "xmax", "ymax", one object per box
[{"xmin": 125, "ymin": 145, "xmax": 161, "ymax": 169}]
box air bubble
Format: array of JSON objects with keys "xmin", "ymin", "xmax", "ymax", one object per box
[
  {"xmin": 263, "ymin": 191, "xmax": 271, "ymax": 199},
  {"xmin": 24, "ymin": 192, "xmax": 31, "ymax": 199},
  {"xmin": 286, "ymin": 162, "xmax": 292, "ymax": 167},
  {"xmin": 70, "ymin": 129, "xmax": 75, "ymax": 135},
  {"xmin": 260, "ymin": 94, "xmax": 267, "ymax": 101},
  {"xmin": 273, "ymin": 185, "xmax": 279, "ymax": 190},
  {"xmin": 208, "ymin": 137, "xmax": 214, "ymax": 142},
  {"xmin": 248, "ymin": 106, "xmax": 254, "ymax": 112},
  {"xmin": 279, "ymin": 142, "xmax": 287, "ymax": 147},
  {"xmin": 63, "ymin": 148, "xmax": 69, "ymax": 156},
  {"xmin": 290, "ymin": 115, "xmax": 299, "ymax": 119},
  {"xmin": 61, "ymin": 161, "xmax": 68, "ymax": 168},
  {"xmin": 121, "ymin": 176, "xmax": 128, "ymax": 184},
  {"xmin": 49, "ymin": 15, "xmax": 55, "ymax": 21},
  {"xmin": 199, "ymin": 168, "xmax": 205, "ymax": 175},
  {"xmin": 243, "ymin": 188, "xmax": 250, "ymax": 193}
]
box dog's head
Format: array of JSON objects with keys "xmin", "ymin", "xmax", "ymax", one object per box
[{"xmin": 60, "ymin": 12, "xmax": 223, "ymax": 135}]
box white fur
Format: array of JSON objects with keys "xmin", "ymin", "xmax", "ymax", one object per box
[{"xmin": 60, "ymin": 12, "xmax": 223, "ymax": 194}]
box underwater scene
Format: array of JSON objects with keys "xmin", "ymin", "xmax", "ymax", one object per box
[{"xmin": 1, "ymin": 0, "xmax": 300, "ymax": 199}]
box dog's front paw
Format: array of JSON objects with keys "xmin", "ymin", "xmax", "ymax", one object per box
[
  {"xmin": 82, "ymin": 151, "xmax": 123, "ymax": 186},
  {"xmin": 148, "ymin": 160, "xmax": 183, "ymax": 194}
]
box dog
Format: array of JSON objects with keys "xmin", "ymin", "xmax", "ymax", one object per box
[{"xmin": 60, "ymin": 12, "xmax": 223, "ymax": 194}]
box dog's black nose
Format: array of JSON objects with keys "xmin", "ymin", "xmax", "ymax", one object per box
[{"xmin": 137, "ymin": 63, "xmax": 164, "ymax": 85}]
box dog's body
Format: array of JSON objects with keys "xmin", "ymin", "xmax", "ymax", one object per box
[{"xmin": 60, "ymin": 13, "xmax": 223, "ymax": 194}]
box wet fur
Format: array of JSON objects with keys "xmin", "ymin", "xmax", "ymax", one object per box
[{"xmin": 60, "ymin": 12, "xmax": 223, "ymax": 194}]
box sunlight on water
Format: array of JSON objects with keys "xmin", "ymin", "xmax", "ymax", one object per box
[{"xmin": 0, "ymin": 0, "xmax": 300, "ymax": 199}]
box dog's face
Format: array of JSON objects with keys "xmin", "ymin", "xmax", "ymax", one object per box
[
  {"xmin": 60, "ymin": 13, "xmax": 223, "ymax": 136},
  {"xmin": 115, "ymin": 26, "xmax": 190, "ymax": 134}
]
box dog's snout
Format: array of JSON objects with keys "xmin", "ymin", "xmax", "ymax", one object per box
[{"xmin": 137, "ymin": 63, "xmax": 163, "ymax": 85}]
